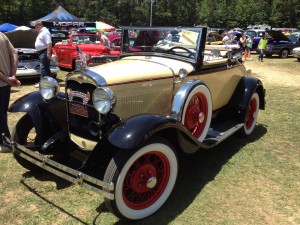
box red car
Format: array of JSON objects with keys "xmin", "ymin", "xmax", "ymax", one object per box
[{"xmin": 52, "ymin": 33, "xmax": 120, "ymax": 69}]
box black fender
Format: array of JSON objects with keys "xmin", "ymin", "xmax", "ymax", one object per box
[
  {"xmin": 107, "ymin": 114, "xmax": 180, "ymax": 150},
  {"xmin": 105, "ymin": 114, "xmax": 206, "ymax": 152},
  {"xmin": 9, "ymin": 91, "xmax": 67, "ymax": 143},
  {"xmin": 230, "ymin": 76, "xmax": 266, "ymax": 122}
]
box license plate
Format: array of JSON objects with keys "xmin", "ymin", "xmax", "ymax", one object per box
[{"xmin": 69, "ymin": 103, "xmax": 88, "ymax": 118}]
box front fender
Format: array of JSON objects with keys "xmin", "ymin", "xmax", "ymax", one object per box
[
  {"xmin": 107, "ymin": 114, "xmax": 181, "ymax": 150},
  {"xmin": 9, "ymin": 91, "xmax": 67, "ymax": 138}
]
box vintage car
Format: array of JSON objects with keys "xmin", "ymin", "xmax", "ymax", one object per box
[
  {"xmin": 263, "ymin": 30, "xmax": 300, "ymax": 58},
  {"xmin": 52, "ymin": 33, "xmax": 120, "ymax": 70},
  {"xmin": 292, "ymin": 46, "xmax": 300, "ymax": 61},
  {"xmin": 206, "ymin": 31, "xmax": 223, "ymax": 45},
  {"xmin": 4, "ymin": 29, "xmax": 60, "ymax": 78},
  {"xmin": 3, "ymin": 26, "xmax": 266, "ymax": 220}
]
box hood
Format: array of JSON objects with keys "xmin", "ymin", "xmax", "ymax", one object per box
[
  {"xmin": 89, "ymin": 56, "xmax": 194, "ymax": 85},
  {"xmin": 4, "ymin": 29, "xmax": 38, "ymax": 48},
  {"xmin": 267, "ymin": 30, "xmax": 291, "ymax": 42}
]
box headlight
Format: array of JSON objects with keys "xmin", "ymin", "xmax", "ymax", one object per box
[
  {"xmin": 93, "ymin": 87, "xmax": 116, "ymax": 114},
  {"xmin": 40, "ymin": 76, "xmax": 60, "ymax": 100}
]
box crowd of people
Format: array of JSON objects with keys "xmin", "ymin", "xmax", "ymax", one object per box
[{"xmin": 222, "ymin": 31, "xmax": 256, "ymax": 61}]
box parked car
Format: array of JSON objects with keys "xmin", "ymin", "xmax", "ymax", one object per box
[
  {"xmin": 206, "ymin": 31, "xmax": 223, "ymax": 45},
  {"xmin": 52, "ymin": 33, "xmax": 120, "ymax": 69},
  {"xmin": 3, "ymin": 26, "xmax": 265, "ymax": 221},
  {"xmin": 292, "ymin": 46, "xmax": 300, "ymax": 61},
  {"xmin": 108, "ymin": 33, "xmax": 135, "ymax": 51},
  {"xmin": 290, "ymin": 31, "xmax": 300, "ymax": 36},
  {"xmin": 263, "ymin": 30, "xmax": 300, "ymax": 58},
  {"xmin": 4, "ymin": 29, "xmax": 60, "ymax": 78}
]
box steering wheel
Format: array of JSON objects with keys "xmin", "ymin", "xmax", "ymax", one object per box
[{"xmin": 166, "ymin": 46, "xmax": 195, "ymax": 58}]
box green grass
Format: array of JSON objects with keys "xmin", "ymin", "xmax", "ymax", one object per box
[{"xmin": 0, "ymin": 56, "xmax": 299, "ymax": 225}]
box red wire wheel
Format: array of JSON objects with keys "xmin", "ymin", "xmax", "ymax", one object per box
[
  {"xmin": 184, "ymin": 93, "xmax": 208, "ymax": 138},
  {"xmin": 182, "ymin": 85, "xmax": 212, "ymax": 142},
  {"xmin": 242, "ymin": 92, "xmax": 259, "ymax": 135},
  {"xmin": 122, "ymin": 151, "xmax": 170, "ymax": 209},
  {"xmin": 104, "ymin": 139, "xmax": 178, "ymax": 220}
]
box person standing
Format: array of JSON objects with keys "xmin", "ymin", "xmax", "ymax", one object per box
[
  {"xmin": 0, "ymin": 32, "xmax": 21, "ymax": 152},
  {"xmin": 245, "ymin": 35, "xmax": 254, "ymax": 60},
  {"xmin": 239, "ymin": 33, "xmax": 247, "ymax": 60},
  {"xmin": 97, "ymin": 31, "xmax": 110, "ymax": 48},
  {"xmin": 34, "ymin": 21, "xmax": 52, "ymax": 87},
  {"xmin": 257, "ymin": 34, "xmax": 268, "ymax": 62},
  {"xmin": 222, "ymin": 32, "xmax": 232, "ymax": 45}
]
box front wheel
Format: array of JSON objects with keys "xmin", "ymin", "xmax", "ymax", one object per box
[
  {"xmin": 279, "ymin": 49, "xmax": 289, "ymax": 58},
  {"xmin": 12, "ymin": 114, "xmax": 42, "ymax": 171},
  {"xmin": 103, "ymin": 138, "xmax": 178, "ymax": 220},
  {"xmin": 240, "ymin": 92, "xmax": 260, "ymax": 136}
]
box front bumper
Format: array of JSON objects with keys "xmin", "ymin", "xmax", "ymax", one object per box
[
  {"xmin": 16, "ymin": 66, "xmax": 60, "ymax": 78},
  {"xmin": 2, "ymin": 135, "xmax": 114, "ymax": 200},
  {"xmin": 292, "ymin": 52, "xmax": 300, "ymax": 58}
]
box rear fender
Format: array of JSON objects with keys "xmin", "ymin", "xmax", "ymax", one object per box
[{"xmin": 230, "ymin": 76, "xmax": 266, "ymax": 122}]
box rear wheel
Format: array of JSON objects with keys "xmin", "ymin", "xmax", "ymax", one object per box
[
  {"xmin": 182, "ymin": 85, "xmax": 212, "ymax": 142},
  {"xmin": 12, "ymin": 114, "xmax": 42, "ymax": 171},
  {"xmin": 240, "ymin": 92, "xmax": 260, "ymax": 136},
  {"xmin": 103, "ymin": 138, "xmax": 178, "ymax": 220}
]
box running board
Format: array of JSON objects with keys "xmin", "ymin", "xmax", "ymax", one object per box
[{"xmin": 203, "ymin": 121, "xmax": 244, "ymax": 147}]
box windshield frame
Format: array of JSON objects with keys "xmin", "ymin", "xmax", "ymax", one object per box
[{"xmin": 120, "ymin": 26, "xmax": 206, "ymax": 65}]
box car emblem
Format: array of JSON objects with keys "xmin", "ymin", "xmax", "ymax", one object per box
[{"xmin": 67, "ymin": 88, "xmax": 90, "ymax": 105}]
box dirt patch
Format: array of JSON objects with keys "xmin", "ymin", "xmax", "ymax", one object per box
[{"xmin": 245, "ymin": 56, "xmax": 300, "ymax": 87}]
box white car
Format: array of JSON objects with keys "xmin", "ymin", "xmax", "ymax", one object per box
[
  {"xmin": 292, "ymin": 46, "xmax": 300, "ymax": 61},
  {"xmin": 5, "ymin": 30, "xmax": 60, "ymax": 78}
]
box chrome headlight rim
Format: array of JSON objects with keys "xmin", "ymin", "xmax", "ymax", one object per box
[
  {"xmin": 92, "ymin": 87, "xmax": 116, "ymax": 114},
  {"xmin": 39, "ymin": 76, "xmax": 60, "ymax": 100}
]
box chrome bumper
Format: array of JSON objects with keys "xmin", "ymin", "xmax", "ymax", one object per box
[{"xmin": 2, "ymin": 135, "xmax": 114, "ymax": 200}]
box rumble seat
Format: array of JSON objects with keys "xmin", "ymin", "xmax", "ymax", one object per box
[{"xmin": 203, "ymin": 44, "xmax": 242, "ymax": 66}]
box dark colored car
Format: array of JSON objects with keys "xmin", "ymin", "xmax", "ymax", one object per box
[
  {"xmin": 3, "ymin": 26, "xmax": 265, "ymax": 221},
  {"xmin": 264, "ymin": 30, "xmax": 300, "ymax": 58}
]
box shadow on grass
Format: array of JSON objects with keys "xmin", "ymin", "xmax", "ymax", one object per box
[
  {"xmin": 20, "ymin": 179, "xmax": 89, "ymax": 225},
  {"xmin": 19, "ymin": 123, "xmax": 267, "ymax": 224}
]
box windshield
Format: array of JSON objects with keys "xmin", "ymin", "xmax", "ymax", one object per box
[
  {"xmin": 121, "ymin": 27, "xmax": 203, "ymax": 62},
  {"xmin": 72, "ymin": 35, "xmax": 101, "ymax": 44}
]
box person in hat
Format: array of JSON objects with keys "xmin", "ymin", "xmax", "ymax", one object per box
[{"xmin": 34, "ymin": 21, "xmax": 52, "ymax": 87}]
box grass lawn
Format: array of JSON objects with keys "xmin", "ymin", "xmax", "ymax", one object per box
[{"xmin": 0, "ymin": 55, "xmax": 299, "ymax": 225}]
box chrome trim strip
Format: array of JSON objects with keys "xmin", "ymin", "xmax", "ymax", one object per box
[
  {"xmin": 3, "ymin": 136, "xmax": 114, "ymax": 200},
  {"xmin": 67, "ymin": 70, "xmax": 107, "ymax": 87}
]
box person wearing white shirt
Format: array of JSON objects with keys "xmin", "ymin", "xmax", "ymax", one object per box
[{"xmin": 34, "ymin": 21, "xmax": 52, "ymax": 87}]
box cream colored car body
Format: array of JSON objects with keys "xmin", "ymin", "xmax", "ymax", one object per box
[{"xmin": 89, "ymin": 55, "xmax": 245, "ymax": 120}]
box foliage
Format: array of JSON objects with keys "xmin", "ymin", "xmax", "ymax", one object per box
[{"xmin": 0, "ymin": 0, "xmax": 299, "ymax": 29}]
